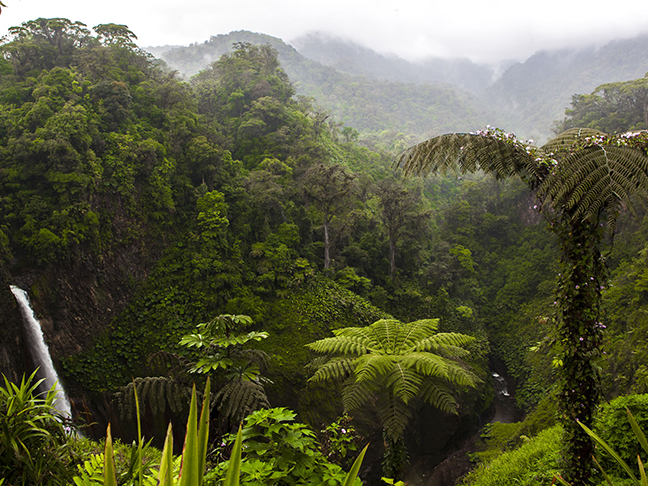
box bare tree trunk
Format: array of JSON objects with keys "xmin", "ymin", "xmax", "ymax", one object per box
[
  {"xmin": 389, "ymin": 234, "xmax": 396, "ymax": 281},
  {"xmin": 323, "ymin": 220, "xmax": 330, "ymax": 270}
]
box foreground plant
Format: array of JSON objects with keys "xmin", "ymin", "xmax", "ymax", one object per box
[
  {"xmin": 399, "ymin": 127, "xmax": 648, "ymax": 485},
  {"xmin": 78, "ymin": 379, "xmax": 369, "ymax": 485},
  {"xmin": 0, "ymin": 370, "xmax": 74, "ymax": 485},
  {"xmin": 205, "ymin": 407, "xmax": 367, "ymax": 486},
  {"xmin": 73, "ymin": 379, "xmax": 213, "ymax": 486},
  {"xmin": 307, "ymin": 318, "xmax": 478, "ymax": 478},
  {"xmin": 555, "ymin": 408, "xmax": 648, "ymax": 486}
]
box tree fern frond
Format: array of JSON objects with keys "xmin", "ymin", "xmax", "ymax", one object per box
[
  {"xmin": 353, "ymin": 354, "xmax": 395, "ymax": 383},
  {"xmin": 214, "ymin": 378, "xmax": 269, "ymax": 425},
  {"xmin": 375, "ymin": 395, "xmax": 414, "ymax": 440},
  {"xmin": 307, "ymin": 332, "xmax": 374, "ymax": 356},
  {"xmin": 540, "ymin": 144, "xmax": 648, "ymax": 221},
  {"xmin": 541, "ymin": 128, "xmax": 606, "ymax": 154},
  {"xmin": 385, "ymin": 364, "xmax": 423, "ymax": 404},
  {"xmin": 341, "ymin": 379, "xmax": 379, "ymax": 412},
  {"xmin": 398, "ymin": 352, "xmax": 449, "ymax": 379},
  {"xmin": 398, "ymin": 133, "xmax": 541, "ymax": 183},
  {"xmin": 396, "ymin": 319, "xmax": 439, "ymax": 350},
  {"xmin": 419, "ymin": 380, "xmax": 458, "ymax": 415},
  {"xmin": 115, "ymin": 377, "xmax": 191, "ymax": 420},
  {"xmin": 308, "ymin": 357, "xmax": 356, "ymax": 382},
  {"xmin": 413, "ymin": 332, "xmax": 475, "ymax": 355}
]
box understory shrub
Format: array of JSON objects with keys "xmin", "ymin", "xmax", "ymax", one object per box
[{"xmin": 461, "ymin": 425, "xmax": 562, "ymax": 486}]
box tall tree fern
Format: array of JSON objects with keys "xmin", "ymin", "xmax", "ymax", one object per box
[
  {"xmin": 307, "ymin": 318, "xmax": 478, "ymax": 478},
  {"xmin": 398, "ymin": 127, "xmax": 648, "ymax": 485}
]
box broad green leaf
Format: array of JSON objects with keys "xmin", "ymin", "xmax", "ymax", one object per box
[
  {"xmin": 197, "ymin": 378, "xmax": 211, "ymax": 486},
  {"xmin": 343, "ymin": 443, "xmax": 369, "ymax": 486},
  {"xmin": 133, "ymin": 379, "xmax": 143, "ymax": 486},
  {"xmin": 104, "ymin": 424, "xmax": 118, "ymax": 486},
  {"xmin": 224, "ymin": 425, "xmax": 243, "ymax": 486},
  {"xmin": 628, "ymin": 408, "xmax": 648, "ymax": 459},
  {"xmin": 578, "ymin": 420, "xmax": 638, "ymax": 482},
  {"xmin": 593, "ymin": 455, "xmax": 616, "ymax": 486},
  {"xmin": 553, "ymin": 475, "xmax": 571, "ymax": 486},
  {"xmin": 158, "ymin": 423, "xmax": 174, "ymax": 486},
  {"xmin": 178, "ymin": 385, "xmax": 199, "ymax": 486}
]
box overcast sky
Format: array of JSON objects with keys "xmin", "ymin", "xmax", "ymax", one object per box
[{"xmin": 2, "ymin": 0, "xmax": 648, "ymax": 64}]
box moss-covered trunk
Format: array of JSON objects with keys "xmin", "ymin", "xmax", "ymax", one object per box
[{"xmin": 555, "ymin": 218, "xmax": 605, "ymax": 485}]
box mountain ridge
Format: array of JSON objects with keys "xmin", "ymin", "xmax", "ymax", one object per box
[{"xmin": 149, "ymin": 30, "xmax": 648, "ymax": 142}]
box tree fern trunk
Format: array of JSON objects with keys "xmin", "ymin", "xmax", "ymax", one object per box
[{"xmin": 555, "ymin": 218, "xmax": 605, "ymax": 486}]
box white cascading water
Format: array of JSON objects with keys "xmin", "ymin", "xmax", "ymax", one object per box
[
  {"xmin": 491, "ymin": 372, "xmax": 510, "ymax": 397},
  {"xmin": 10, "ymin": 285, "xmax": 72, "ymax": 418}
]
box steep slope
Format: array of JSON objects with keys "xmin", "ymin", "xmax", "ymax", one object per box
[
  {"xmin": 290, "ymin": 32, "xmax": 494, "ymax": 93},
  {"xmin": 155, "ymin": 30, "xmax": 495, "ymax": 140}
]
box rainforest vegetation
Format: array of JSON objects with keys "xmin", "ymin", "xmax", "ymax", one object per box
[{"xmin": 4, "ymin": 16, "xmax": 648, "ymax": 486}]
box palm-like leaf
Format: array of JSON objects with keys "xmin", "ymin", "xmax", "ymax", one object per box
[
  {"xmin": 399, "ymin": 133, "xmax": 543, "ymax": 184},
  {"xmin": 307, "ymin": 318, "xmax": 478, "ymax": 439},
  {"xmin": 398, "ymin": 128, "xmax": 648, "ymax": 227},
  {"xmin": 539, "ymin": 144, "xmax": 648, "ymax": 221},
  {"xmin": 541, "ymin": 128, "xmax": 605, "ymax": 154}
]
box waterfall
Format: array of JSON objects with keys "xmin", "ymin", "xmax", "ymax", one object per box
[{"xmin": 10, "ymin": 285, "xmax": 72, "ymax": 419}]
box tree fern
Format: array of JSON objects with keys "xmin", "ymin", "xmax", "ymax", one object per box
[
  {"xmin": 307, "ymin": 318, "xmax": 478, "ymax": 442},
  {"xmin": 214, "ymin": 378, "xmax": 270, "ymax": 426},
  {"xmin": 115, "ymin": 376, "xmax": 191, "ymax": 420},
  {"xmin": 395, "ymin": 126, "xmax": 648, "ymax": 485}
]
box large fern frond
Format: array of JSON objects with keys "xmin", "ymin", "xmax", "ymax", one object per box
[
  {"xmin": 418, "ymin": 380, "xmax": 458, "ymax": 415},
  {"xmin": 214, "ymin": 378, "xmax": 269, "ymax": 425},
  {"xmin": 412, "ymin": 332, "xmax": 475, "ymax": 356},
  {"xmin": 115, "ymin": 377, "xmax": 191, "ymax": 420},
  {"xmin": 398, "ymin": 133, "xmax": 542, "ymax": 184},
  {"xmin": 306, "ymin": 328, "xmax": 377, "ymax": 355},
  {"xmin": 539, "ymin": 144, "xmax": 648, "ymax": 221},
  {"xmin": 308, "ymin": 357, "xmax": 356, "ymax": 382},
  {"xmin": 384, "ymin": 363, "xmax": 423, "ymax": 405},
  {"xmin": 541, "ymin": 128, "xmax": 606, "ymax": 154},
  {"xmin": 341, "ymin": 378, "xmax": 379, "ymax": 412},
  {"xmin": 374, "ymin": 393, "xmax": 414, "ymax": 440},
  {"xmin": 353, "ymin": 354, "xmax": 395, "ymax": 383},
  {"xmin": 395, "ymin": 319, "xmax": 439, "ymax": 351}
]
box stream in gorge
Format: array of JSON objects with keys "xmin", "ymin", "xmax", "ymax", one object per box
[{"xmin": 404, "ymin": 370, "xmax": 520, "ymax": 486}]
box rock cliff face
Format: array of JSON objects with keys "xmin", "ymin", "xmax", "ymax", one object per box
[
  {"xmin": 0, "ymin": 247, "xmax": 156, "ymax": 394},
  {"xmin": 0, "ymin": 266, "xmax": 27, "ymax": 383}
]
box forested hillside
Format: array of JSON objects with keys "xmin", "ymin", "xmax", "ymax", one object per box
[
  {"xmin": 4, "ymin": 16, "xmax": 648, "ymax": 486},
  {"xmin": 154, "ymin": 31, "xmax": 648, "ymax": 144},
  {"xmin": 156, "ymin": 31, "xmax": 496, "ymax": 144}
]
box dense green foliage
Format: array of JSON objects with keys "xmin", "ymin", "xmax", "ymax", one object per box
[
  {"xmin": 205, "ymin": 407, "xmax": 362, "ymax": 486},
  {"xmin": 159, "ymin": 31, "xmax": 492, "ymax": 144},
  {"xmin": 0, "ymin": 371, "xmax": 74, "ymax": 485},
  {"xmin": 594, "ymin": 394, "xmax": 648, "ymax": 477},
  {"xmin": 461, "ymin": 425, "xmax": 563, "ymax": 486},
  {"xmin": 559, "ymin": 74, "xmax": 648, "ymax": 134},
  {"xmin": 6, "ymin": 14, "xmax": 648, "ymax": 486},
  {"xmin": 399, "ymin": 126, "xmax": 648, "ymax": 484}
]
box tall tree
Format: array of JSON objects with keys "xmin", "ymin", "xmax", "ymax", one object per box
[
  {"xmin": 307, "ymin": 318, "xmax": 477, "ymax": 478},
  {"xmin": 375, "ymin": 177, "xmax": 429, "ymax": 281},
  {"xmin": 560, "ymin": 74, "xmax": 648, "ymax": 134},
  {"xmin": 398, "ymin": 126, "xmax": 648, "ymax": 485},
  {"xmin": 301, "ymin": 163, "xmax": 355, "ymax": 271}
]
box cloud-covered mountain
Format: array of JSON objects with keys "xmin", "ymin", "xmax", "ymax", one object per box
[{"xmin": 150, "ymin": 30, "xmax": 648, "ymax": 142}]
